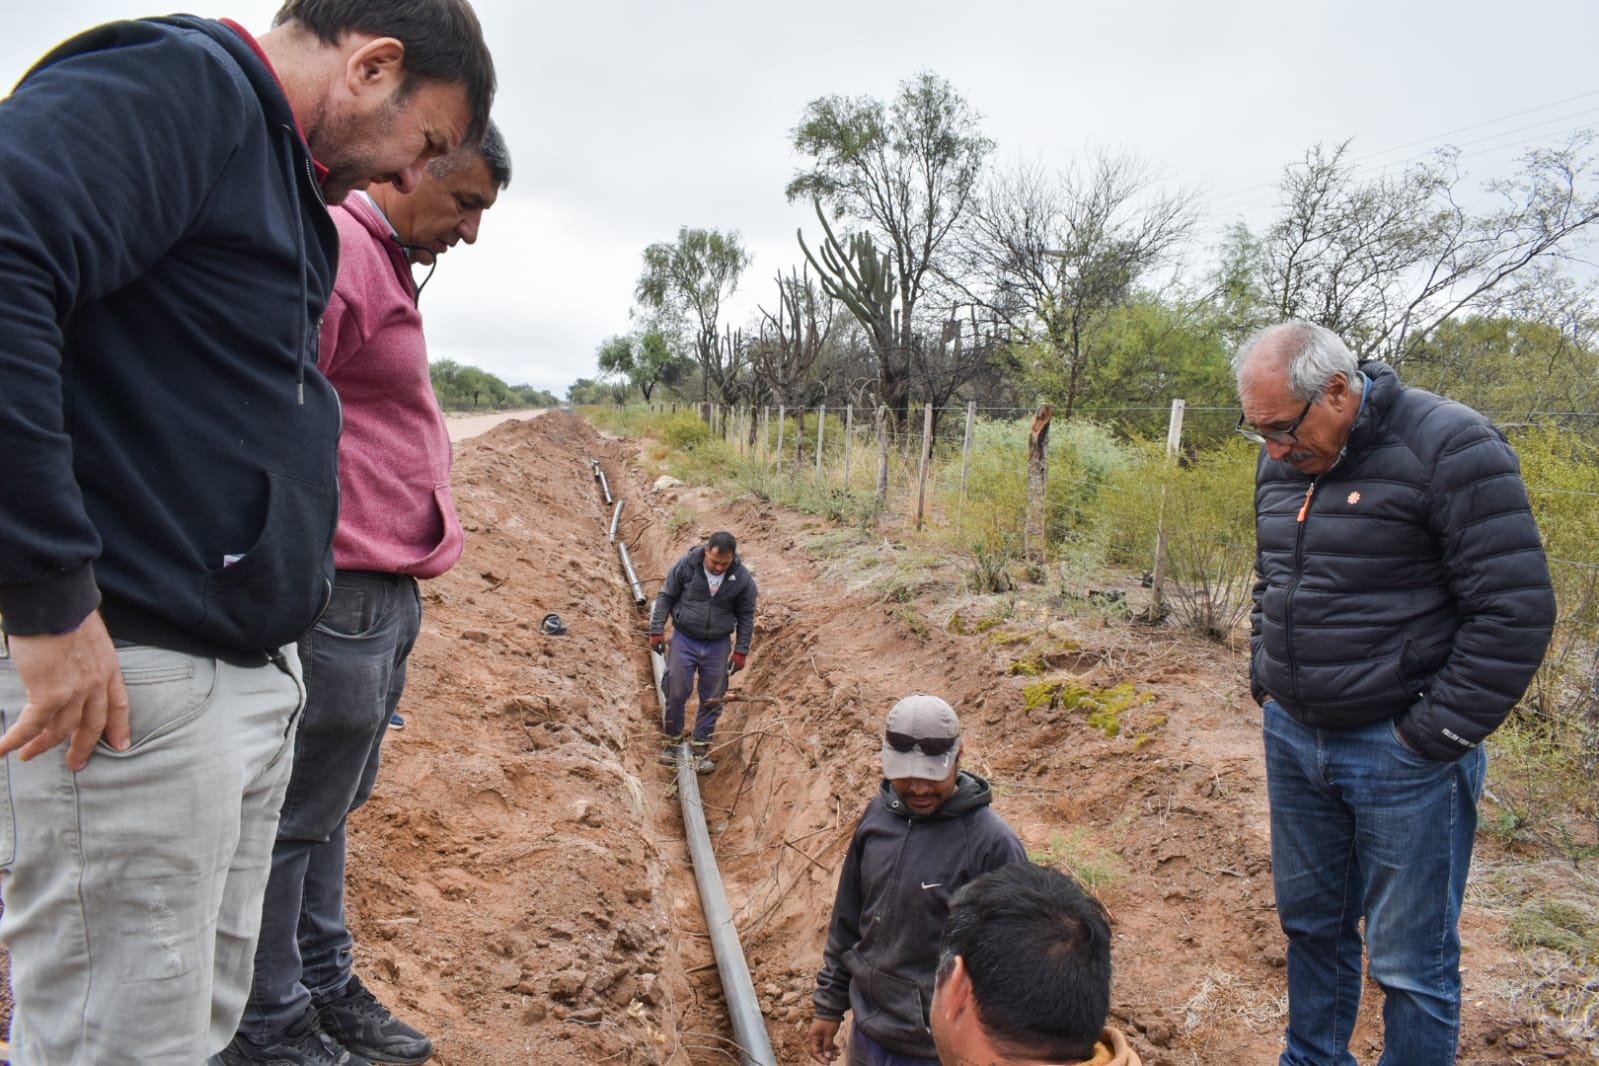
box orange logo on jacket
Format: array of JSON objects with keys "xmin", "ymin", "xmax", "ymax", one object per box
[{"xmin": 1347, "ymin": 491, "xmax": 1362, "ymax": 505}]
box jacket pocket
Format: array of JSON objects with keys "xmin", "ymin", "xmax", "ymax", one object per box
[
  {"xmin": 853, "ymin": 965, "xmax": 931, "ymax": 1053},
  {"xmin": 201, "ymin": 472, "xmax": 336, "ymax": 650},
  {"xmin": 403, "ymin": 484, "xmax": 465, "ymax": 578}
]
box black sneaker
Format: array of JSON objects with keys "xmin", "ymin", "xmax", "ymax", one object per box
[
  {"xmin": 211, "ymin": 1010, "xmax": 368, "ymax": 1066},
  {"xmin": 691, "ymin": 742, "xmax": 715, "ymax": 775},
  {"xmin": 315, "ymin": 975, "xmax": 434, "ymax": 1065}
]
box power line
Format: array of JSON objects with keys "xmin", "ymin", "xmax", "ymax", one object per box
[{"xmin": 1200, "ymin": 91, "xmax": 1599, "ymax": 224}]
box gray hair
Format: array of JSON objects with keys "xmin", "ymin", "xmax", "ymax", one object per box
[
  {"xmin": 1233, "ymin": 320, "xmax": 1363, "ymax": 402},
  {"xmin": 426, "ymin": 119, "xmax": 512, "ymax": 189}
]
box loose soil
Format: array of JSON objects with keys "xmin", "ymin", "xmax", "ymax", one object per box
[{"xmin": 0, "ymin": 411, "xmax": 1590, "ymax": 1065}]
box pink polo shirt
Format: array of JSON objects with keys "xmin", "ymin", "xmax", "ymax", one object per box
[{"xmin": 317, "ymin": 194, "xmax": 464, "ymax": 578}]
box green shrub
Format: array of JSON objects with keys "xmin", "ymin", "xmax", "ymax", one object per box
[{"xmin": 661, "ymin": 412, "xmax": 714, "ymax": 451}]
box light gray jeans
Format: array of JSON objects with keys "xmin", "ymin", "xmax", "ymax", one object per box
[{"xmin": 0, "ymin": 643, "xmax": 303, "ymax": 1065}]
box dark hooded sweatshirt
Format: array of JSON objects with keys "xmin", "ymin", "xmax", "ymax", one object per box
[
  {"xmin": 0, "ymin": 17, "xmax": 342, "ymax": 663},
  {"xmin": 814, "ymin": 771, "xmax": 1026, "ymax": 1059}
]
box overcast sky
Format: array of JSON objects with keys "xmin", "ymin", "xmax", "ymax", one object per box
[{"xmin": 6, "ymin": 2, "xmax": 1598, "ymax": 395}]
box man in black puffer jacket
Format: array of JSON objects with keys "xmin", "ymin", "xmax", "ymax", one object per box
[{"xmin": 1234, "ymin": 320, "xmax": 1555, "ymax": 1066}]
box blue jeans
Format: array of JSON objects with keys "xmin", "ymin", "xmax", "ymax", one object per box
[
  {"xmin": 1264, "ymin": 701, "xmax": 1485, "ymax": 1066},
  {"xmin": 847, "ymin": 1025, "xmax": 939, "ymax": 1066},
  {"xmin": 239, "ymin": 572, "xmax": 421, "ymax": 1042},
  {"xmin": 662, "ymin": 631, "xmax": 731, "ymax": 745},
  {"xmin": 0, "ymin": 644, "xmax": 301, "ymax": 1064}
]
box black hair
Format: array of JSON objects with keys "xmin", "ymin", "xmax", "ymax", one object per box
[
  {"xmin": 707, "ymin": 531, "xmax": 737, "ymax": 555},
  {"xmin": 273, "ymin": 0, "xmax": 495, "ymax": 143},
  {"xmin": 936, "ymin": 863, "xmax": 1112, "ymax": 1062},
  {"xmin": 428, "ymin": 118, "xmax": 511, "ymax": 188}
]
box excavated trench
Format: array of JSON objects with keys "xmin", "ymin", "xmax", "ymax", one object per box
[
  {"xmin": 0, "ymin": 412, "xmax": 1569, "ymax": 1064},
  {"xmin": 337, "ymin": 411, "xmax": 1566, "ymax": 1066}
]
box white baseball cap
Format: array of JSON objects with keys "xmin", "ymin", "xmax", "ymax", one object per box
[{"xmin": 880, "ymin": 694, "xmax": 962, "ymax": 780}]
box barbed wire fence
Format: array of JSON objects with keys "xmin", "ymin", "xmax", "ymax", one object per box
[{"xmin": 634, "ymin": 395, "xmax": 1599, "ymax": 654}]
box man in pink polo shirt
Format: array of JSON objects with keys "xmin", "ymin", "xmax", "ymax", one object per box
[{"xmin": 218, "ymin": 125, "xmax": 511, "ymax": 1066}]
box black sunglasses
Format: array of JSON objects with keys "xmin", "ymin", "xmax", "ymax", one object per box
[
  {"xmin": 885, "ymin": 731, "xmax": 959, "ymax": 757},
  {"xmin": 1237, "ymin": 399, "xmax": 1313, "ymax": 445}
]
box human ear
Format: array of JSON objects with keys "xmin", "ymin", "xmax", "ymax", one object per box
[
  {"xmin": 939, "ymin": 956, "xmax": 974, "ymax": 1023},
  {"xmin": 343, "ymin": 36, "xmax": 407, "ymax": 99}
]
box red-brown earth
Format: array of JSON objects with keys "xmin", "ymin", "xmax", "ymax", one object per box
[{"xmin": 1, "ymin": 411, "xmax": 1589, "ymax": 1065}]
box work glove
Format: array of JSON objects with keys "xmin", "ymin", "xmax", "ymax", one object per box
[
  {"xmin": 729, "ymin": 652, "xmax": 746, "ymax": 674},
  {"xmin": 649, "ymin": 633, "xmax": 665, "ymax": 653}
]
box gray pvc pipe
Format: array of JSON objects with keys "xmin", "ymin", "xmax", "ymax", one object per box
[
  {"xmin": 609, "ymin": 499, "xmax": 624, "ymax": 544},
  {"xmin": 648, "ymin": 612, "xmax": 777, "ymax": 1066},
  {"xmin": 617, "ymin": 543, "xmax": 647, "ymax": 608}
]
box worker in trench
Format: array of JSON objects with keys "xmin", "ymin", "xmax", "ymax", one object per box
[
  {"xmin": 648, "ymin": 530, "xmax": 757, "ymax": 774},
  {"xmin": 809, "ymin": 695, "xmax": 1027, "ymax": 1065}
]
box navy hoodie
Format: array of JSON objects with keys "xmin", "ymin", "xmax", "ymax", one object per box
[
  {"xmin": 0, "ymin": 18, "xmax": 342, "ymax": 663},
  {"xmin": 813, "ymin": 771, "xmax": 1026, "ymax": 1058}
]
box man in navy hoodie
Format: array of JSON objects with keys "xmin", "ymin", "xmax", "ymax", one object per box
[
  {"xmin": 809, "ymin": 695, "xmax": 1027, "ymax": 1066},
  {"xmin": 0, "ymin": 3, "xmax": 494, "ymax": 1063}
]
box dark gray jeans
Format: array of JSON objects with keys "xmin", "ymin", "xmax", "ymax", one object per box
[{"xmin": 238, "ymin": 571, "xmax": 421, "ymax": 1043}]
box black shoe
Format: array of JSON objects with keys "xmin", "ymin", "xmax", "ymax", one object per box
[
  {"xmin": 691, "ymin": 742, "xmax": 715, "ymax": 775},
  {"xmin": 316, "ymin": 975, "xmax": 434, "ymax": 1065},
  {"xmin": 211, "ymin": 1011, "xmax": 369, "ymax": 1066}
]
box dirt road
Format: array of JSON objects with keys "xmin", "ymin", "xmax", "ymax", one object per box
[{"xmin": 445, "ymin": 407, "xmax": 545, "ymax": 443}]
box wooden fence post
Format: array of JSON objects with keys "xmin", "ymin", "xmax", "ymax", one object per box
[
  {"xmin": 1150, "ymin": 399, "xmax": 1187, "ymax": 619},
  {"xmin": 958, "ymin": 400, "xmax": 976, "ymax": 532},
  {"xmin": 915, "ymin": 402, "xmax": 935, "ymax": 531},
  {"xmin": 843, "ymin": 404, "xmax": 854, "ymax": 490},
  {"xmin": 775, "ymin": 406, "xmax": 786, "ymax": 474},
  {"xmin": 1025, "ymin": 404, "xmax": 1055, "ymax": 560},
  {"xmin": 816, "ymin": 403, "xmax": 827, "ymax": 476},
  {"xmin": 875, "ymin": 405, "xmax": 890, "ymax": 505}
]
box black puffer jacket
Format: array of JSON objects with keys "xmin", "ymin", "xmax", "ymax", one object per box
[
  {"xmin": 813, "ymin": 772, "xmax": 1026, "ymax": 1058},
  {"xmin": 648, "ymin": 545, "xmax": 757, "ymax": 654},
  {"xmin": 1250, "ymin": 362, "xmax": 1555, "ymax": 761}
]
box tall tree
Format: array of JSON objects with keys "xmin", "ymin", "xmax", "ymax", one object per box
[
  {"xmin": 635, "ymin": 227, "xmax": 751, "ymax": 409},
  {"xmin": 789, "ymin": 72, "xmax": 992, "ymax": 427},
  {"xmin": 1252, "ymin": 134, "xmax": 1599, "ymax": 360},
  {"xmin": 961, "ymin": 153, "xmax": 1198, "ymax": 419},
  {"xmin": 596, "ymin": 329, "xmax": 687, "ymax": 404}
]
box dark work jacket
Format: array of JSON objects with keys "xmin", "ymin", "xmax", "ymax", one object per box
[
  {"xmin": 1250, "ymin": 362, "xmax": 1555, "ymax": 761},
  {"xmin": 813, "ymin": 772, "xmax": 1026, "ymax": 1059},
  {"xmin": 648, "ymin": 545, "xmax": 757, "ymax": 654},
  {"xmin": 0, "ymin": 18, "xmax": 341, "ymax": 662}
]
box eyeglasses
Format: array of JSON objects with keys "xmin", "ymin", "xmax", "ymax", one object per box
[
  {"xmin": 885, "ymin": 731, "xmax": 959, "ymax": 757},
  {"xmin": 1237, "ymin": 400, "xmax": 1313, "ymax": 445}
]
